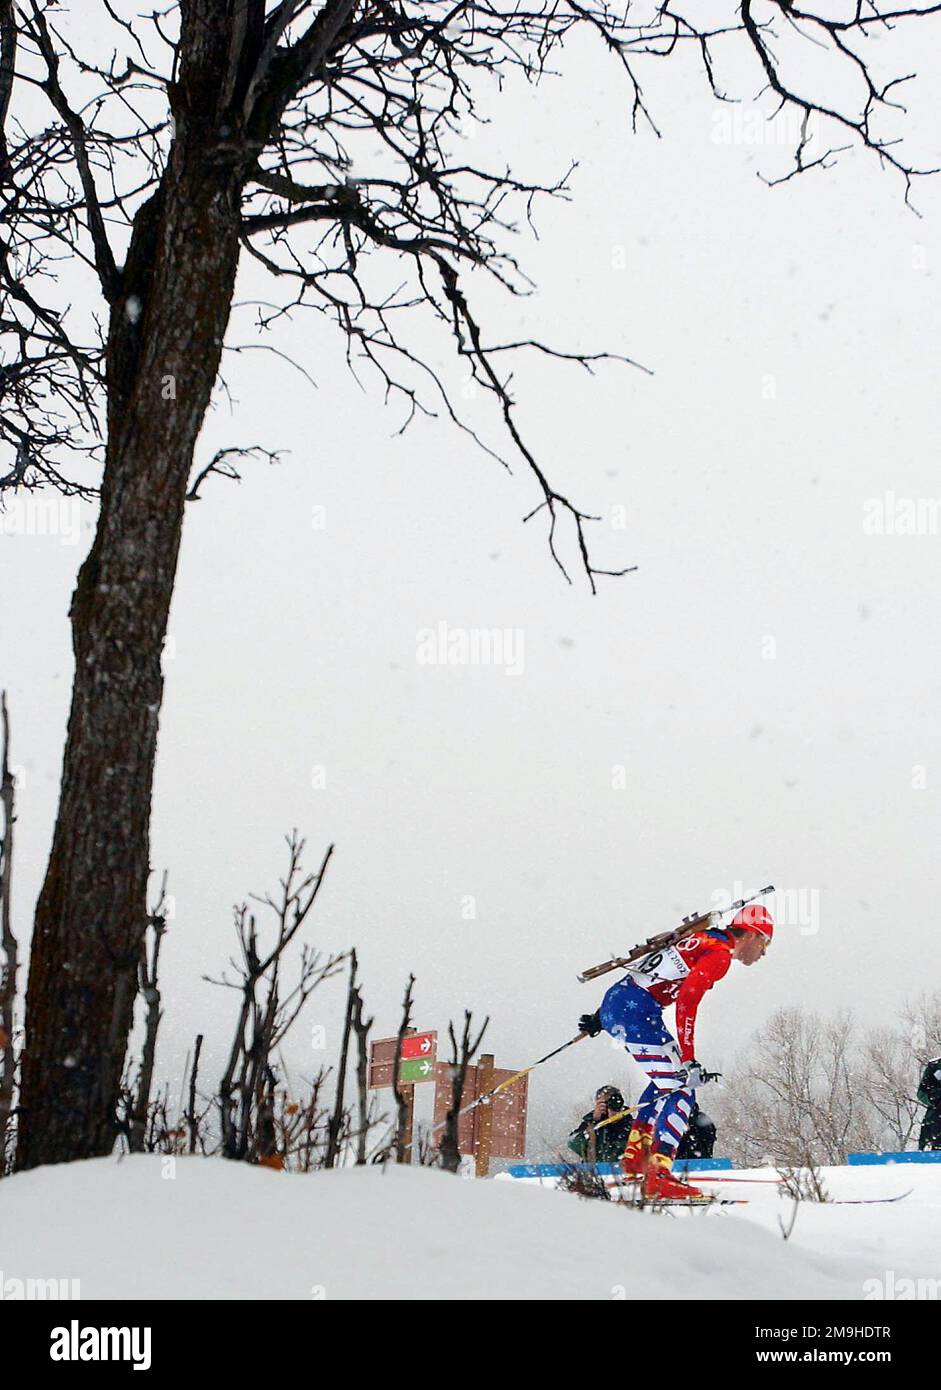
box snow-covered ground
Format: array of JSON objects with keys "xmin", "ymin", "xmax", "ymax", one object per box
[{"xmin": 1, "ymin": 1156, "xmax": 938, "ymax": 1300}]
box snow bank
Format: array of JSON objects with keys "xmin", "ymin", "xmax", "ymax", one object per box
[{"xmin": 4, "ymin": 1155, "xmax": 931, "ymax": 1300}]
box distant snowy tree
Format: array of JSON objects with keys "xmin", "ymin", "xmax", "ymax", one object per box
[
  {"xmin": 717, "ymin": 996, "xmax": 941, "ymax": 1164},
  {"xmin": 715, "ymin": 1006, "xmax": 878, "ymax": 1166}
]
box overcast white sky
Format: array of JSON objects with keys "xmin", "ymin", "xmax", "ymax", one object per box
[{"xmin": 2, "ymin": 8, "xmax": 941, "ymax": 1152}]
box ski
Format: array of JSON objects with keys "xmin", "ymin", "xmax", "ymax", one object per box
[
  {"xmin": 822, "ymin": 1190, "xmax": 913, "ymax": 1206},
  {"xmin": 607, "ymin": 1183, "xmax": 746, "ymax": 1206},
  {"xmin": 605, "ymin": 1172, "xmax": 746, "ymax": 1205},
  {"xmin": 678, "ymin": 1174, "xmax": 783, "ymax": 1185},
  {"xmin": 604, "ymin": 1173, "xmax": 782, "ymax": 1187},
  {"xmin": 605, "ymin": 1176, "xmax": 912, "ymax": 1206}
]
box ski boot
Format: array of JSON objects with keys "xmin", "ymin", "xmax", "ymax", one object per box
[
  {"xmin": 620, "ymin": 1121, "xmax": 654, "ymax": 1179},
  {"xmin": 642, "ymin": 1151, "xmax": 706, "ymax": 1202}
]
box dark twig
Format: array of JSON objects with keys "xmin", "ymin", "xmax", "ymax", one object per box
[{"xmin": 392, "ymin": 973, "xmax": 415, "ymax": 1163}]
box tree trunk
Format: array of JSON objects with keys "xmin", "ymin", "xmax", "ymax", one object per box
[
  {"xmin": 325, "ymin": 951, "xmax": 357, "ymax": 1167},
  {"xmin": 17, "ymin": 25, "xmax": 245, "ymax": 1166},
  {"xmin": 128, "ymin": 913, "xmax": 165, "ymax": 1154},
  {"xmin": 0, "ymin": 692, "xmax": 18, "ymax": 1169}
]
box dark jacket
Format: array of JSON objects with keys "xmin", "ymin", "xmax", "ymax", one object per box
[
  {"xmin": 918, "ymin": 1058, "xmax": 941, "ymax": 1151},
  {"xmin": 567, "ymin": 1109, "xmax": 632, "ymax": 1163},
  {"xmin": 676, "ymin": 1104, "xmax": 717, "ymax": 1160}
]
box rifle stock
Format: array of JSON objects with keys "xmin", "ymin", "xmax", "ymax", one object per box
[{"xmin": 576, "ymin": 912, "xmax": 716, "ymax": 983}]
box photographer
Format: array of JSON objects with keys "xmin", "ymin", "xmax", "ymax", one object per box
[{"xmin": 567, "ymin": 1085, "xmax": 631, "ymax": 1164}]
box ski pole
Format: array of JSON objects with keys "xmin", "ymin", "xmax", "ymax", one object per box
[
  {"xmin": 585, "ymin": 1092, "xmax": 687, "ymax": 1136},
  {"xmin": 586, "ymin": 1073, "xmax": 725, "ymax": 1136},
  {"xmin": 430, "ymin": 1031, "xmax": 589, "ymax": 1137}
]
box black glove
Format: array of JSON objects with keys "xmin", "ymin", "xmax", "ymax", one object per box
[{"xmin": 579, "ymin": 1012, "xmax": 602, "ymax": 1038}]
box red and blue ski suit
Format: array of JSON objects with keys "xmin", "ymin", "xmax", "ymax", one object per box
[{"xmin": 599, "ymin": 928, "xmax": 732, "ymax": 1155}]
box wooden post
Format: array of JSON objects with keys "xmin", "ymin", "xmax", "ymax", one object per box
[
  {"xmin": 396, "ymin": 1026, "xmax": 416, "ymax": 1165},
  {"xmin": 474, "ymin": 1053, "xmax": 495, "ymax": 1178},
  {"xmin": 402, "ymin": 1084, "xmax": 415, "ymax": 1164}
]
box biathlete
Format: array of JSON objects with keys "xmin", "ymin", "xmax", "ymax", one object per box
[{"xmin": 578, "ymin": 904, "xmax": 773, "ymax": 1199}]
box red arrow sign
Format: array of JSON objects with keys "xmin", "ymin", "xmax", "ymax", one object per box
[{"xmin": 401, "ymin": 1031, "xmax": 437, "ymax": 1060}]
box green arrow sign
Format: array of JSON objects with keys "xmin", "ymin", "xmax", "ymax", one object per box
[{"xmin": 399, "ymin": 1058, "xmax": 435, "ymax": 1084}]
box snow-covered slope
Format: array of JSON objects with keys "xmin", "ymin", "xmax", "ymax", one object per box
[{"xmin": 2, "ymin": 1156, "xmax": 937, "ymax": 1299}]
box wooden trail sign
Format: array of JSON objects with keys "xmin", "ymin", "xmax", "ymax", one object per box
[{"xmin": 432, "ymin": 1054, "xmax": 529, "ymax": 1176}]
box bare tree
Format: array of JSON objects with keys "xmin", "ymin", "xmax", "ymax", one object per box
[
  {"xmin": 186, "ymin": 1033, "xmax": 205, "ymax": 1155},
  {"xmin": 5, "ymin": 3, "xmax": 940, "ymax": 1168},
  {"xmin": 127, "ymin": 875, "xmax": 169, "ymax": 1153},
  {"xmin": 715, "ymin": 998, "xmax": 941, "ymax": 1164},
  {"xmin": 0, "ymin": 692, "xmax": 18, "ymax": 1169},
  {"xmin": 325, "ymin": 949, "xmax": 357, "ymax": 1168},
  {"xmin": 855, "ymin": 991, "xmax": 941, "ymax": 1150},
  {"xmin": 59, "ymin": 830, "xmax": 399, "ymax": 1167},
  {"xmin": 439, "ymin": 1009, "xmax": 488, "ymax": 1173},
  {"xmin": 210, "ymin": 832, "xmax": 342, "ymax": 1162},
  {"xmin": 715, "ymin": 1005, "xmax": 878, "ymax": 1166},
  {"xmin": 902, "ymin": 990, "xmax": 941, "ymax": 1067},
  {"xmin": 811, "ymin": 1012, "xmax": 880, "ymax": 1162},
  {"xmin": 391, "ymin": 973, "xmax": 415, "ymax": 1163},
  {"xmin": 270, "ymin": 1063, "xmax": 333, "ymax": 1170},
  {"xmin": 349, "ymin": 980, "xmax": 374, "ymax": 1166},
  {"xmin": 859, "ymin": 1025, "xmax": 922, "ymax": 1151}
]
